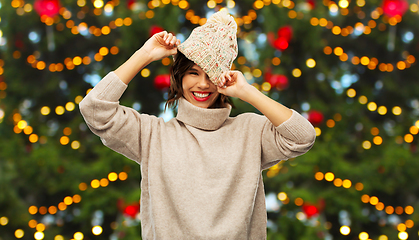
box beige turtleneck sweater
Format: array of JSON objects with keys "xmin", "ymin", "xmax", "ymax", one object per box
[{"xmin": 79, "ymin": 72, "xmax": 316, "ymax": 240}]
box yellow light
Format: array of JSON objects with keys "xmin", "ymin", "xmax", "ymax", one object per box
[
  {"xmin": 77, "ymin": 0, "xmax": 86, "ymax": 7},
  {"xmin": 306, "ymin": 58, "xmax": 316, "ymax": 68},
  {"xmin": 56, "ymin": 106, "xmax": 65, "ymax": 115},
  {"xmin": 367, "ymin": 102, "xmax": 377, "ymax": 111},
  {"xmin": 54, "ymin": 235, "xmax": 64, "ymax": 240},
  {"xmin": 329, "ymin": 3, "xmax": 338, "ymax": 13},
  {"xmin": 17, "ymin": 120, "xmax": 27, "ymax": 129},
  {"xmin": 404, "ymin": 134, "xmax": 414, "ymax": 143},
  {"xmin": 342, "ymin": 179, "xmax": 351, "ymax": 188},
  {"xmin": 58, "ymin": 202, "xmax": 67, "ymax": 211},
  {"xmin": 410, "ymin": 126, "xmax": 418, "ymax": 135},
  {"xmin": 398, "ymin": 232, "xmax": 408, "ymax": 240},
  {"xmin": 0, "ymin": 216, "xmax": 8, "ymax": 225},
  {"xmin": 252, "ymin": 69, "xmax": 262, "ymax": 78},
  {"xmin": 179, "ymin": 0, "xmax": 188, "ymax": 9},
  {"xmin": 34, "ymin": 231, "xmax": 44, "ymax": 240},
  {"xmin": 28, "ymin": 219, "xmax": 37, "ymax": 228},
  {"xmin": 71, "ymin": 141, "xmax": 80, "ymax": 149},
  {"xmin": 277, "ymin": 192, "xmax": 287, "ymax": 201},
  {"xmin": 254, "ymin": 0, "xmax": 264, "ymax": 9},
  {"xmin": 48, "ymin": 206, "xmax": 57, "ymax": 215},
  {"xmin": 405, "ymin": 206, "xmax": 414, "ymax": 214},
  {"xmin": 74, "ymin": 232, "xmax": 84, "ymax": 240},
  {"xmin": 79, "ymin": 182, "xmax": 88, "ymax": 191},
  {"xmin": 405, "ymin": 219, "xmax": 414, "ymax": 228},
  {"xmin": 397, "ymin": 223, "xmax": 407, "ymax": 231},
  {"xmin": 314, "ymin": 172, "xmax": 324, "ymax": 180},
  {"xmin": 100, "ymin": 178, "xmax": 109, "ymax": 187},
  {"xmin": 63, "ymin": 127, "xmax": 72, "ymax": 136},
  {"xmin": 324, "ymin": 172, "xmax": 334, "ymax": 181},
  {"xmin": 65, "ymin": 102, "xmax": 75, "ymax": 111},
  {"xmin": 292, "ymin": 68, "xmax": 302, "ymax": 77},
  {"xmin": 332, "ymin": 26, "xmax": 341, "ymax": 35},
  {"xmin": 91, "ymin": 179, "xmax": 100, "ymax": 188},
  {"xmin": 29, "ymin": 206, "xmax": 38, "ymax": 214},
  {"xmin": 416, "ymin": 120, "xmax": 419, "ymax": 128},
  {"xmin": 334, "ymin": 47, "xmax": 343, "ymax": 56},
  {"xmin": 24, "ymin": 126, "xmax": 33, "ymax": 135},
  {"xmin": 73, "ymin": 194, "xmax": 82, "ymax": 203},
  {"xmin": 369, "ymin": 196, "xmax": 378, "ymax": 205},
  {"xmin": 123, "ymin": 17, "xmax": 133, "ymax": 26},
  {"xmin": 362, "ymin": 140, "xmax": 371, "ymax": 149},
  {"xmin": 340, "ymin": 226, "xmax": 350, "ymax": 235},
  {"xmin": 119, "ymin": 172, "xmax": 128, "ymax": 181},
  {"xmin": 355, "ymin": 182, "xmax": 364, "ymax": 191},
  {"xmin": 358, "ymin": 95, "xmax": 368, "ymax": 104},
  {"xmin": 104, "ymin": 3, "xmax": 113, "ymax": 12},
  {"xmin": 60, "ymin": 136, "xmax": 70, "ymax": 145},
  {"xmin": 207, "ymin": 0, "xmax": 216, "ymax": 8},
  {"xmin": 15, "ymin": 229, "xmax": 24, "ymax": 238},
  {"xmin": 357, "ymin": 0, "xmax": 365, "ymax": 6},
  {"xmin": 92, "ymin": 226, "xmax": 103, "ymax": 235},
  {"xmin": 227, "ymin": 0, "xmax": 236, "ymax": 8},
  {"xmin": 339, "ymin": 0, "xmax": 349, "ymax": 8},
  {"xmin": 64, "ymin": 196, "xmax": 73, "ymax": 205},
  {"xmin": 93, "ymin": 0, "xmax": 104, "ymax": 8},
  {"xmin": 314, "ymin": 127, "xmax": 321, "ymax": 136},
  {"xmin": 99, "ymin": 47, "xmax": 109, "ymax": 56},
  {"xmin": 333, "ymin": 178, "xmax": 342, "ymax": 187},
  {"xmin": 377, "ymin": 106, "xmax": 387, "ymax": 115},
  {"xmin": 294, "ymin": 197, "xmax": 304, "ymax": 206},
  {"xmin": 359, "ymin": 232, "xmax": 369, "ymax": 240},
  {"xmin": 261, "ymin": 82, "xmax": 271, "ymax": 92},
  {"xmin": 326, "ymin": 119, "xmax": 335, "ymax": 128},
  {"xmin": 323, "ymin": 46, "xmax": 332, "ymax": 55},
  {"xmin": 75, "ymin": 96, "xmax": 83, "ymax": 104},
  {"xmin": 347, "ymin": 88, "xmax": 356, "ymax": 98},
  {"xmin": 141, "ymin": 68, "xmax": 150, "ymax": 78},
  {"xmin": 108, "ymin": 172, "xmax": 118, "ymax": 181},
  {"xmin": 29, "ymin": 134, "xmax": 39, "ymax": 143},
  {"xmin": 392, "ymin": 106, "xmax": 402, "ymax": 115},
  {"xmin": 360, "ymin": 56, "xmax": 370, "ymax": 65},
  {"xmin": 411, "ymin": 3, "xmax": 419, "ymax": 12},
  {"xmin": 375, "ymin": 202, "xmax": 384, "ymax": 211},
  {"xmin": 373, "ymin": 136, "xmax": 382, "ymax": 145}
]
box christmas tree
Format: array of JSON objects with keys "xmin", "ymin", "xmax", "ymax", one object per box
[{"xmin": 1, "ymin": 0, "xmax": 418, "ymax": 239}]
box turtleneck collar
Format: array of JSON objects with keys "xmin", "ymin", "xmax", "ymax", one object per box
[{"xmin": 175, "ymin": 97, "xmax": 231, "ymax": 131}]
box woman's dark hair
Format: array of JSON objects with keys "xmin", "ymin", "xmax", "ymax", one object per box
[{"xmin": 165, "ymin": 52, "xmax": 234, "ymax": 110}]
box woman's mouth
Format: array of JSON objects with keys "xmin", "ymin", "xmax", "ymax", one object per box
[{"xmin": 192, "ymin": 92, "xmax": 212, "ymax": 102}]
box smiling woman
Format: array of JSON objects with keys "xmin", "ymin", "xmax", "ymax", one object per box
[{"xmin": 79, "ymin": 9, "xmax": 316, "ymax": 240}]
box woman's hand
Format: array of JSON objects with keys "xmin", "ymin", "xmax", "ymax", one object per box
[
  {"xmin": 142, "ymin": 31, "xmax": 180, "ymax": 62},
  {"xmin": 217, "ymin": 70, "xmax": 251, "ymax": 100}
]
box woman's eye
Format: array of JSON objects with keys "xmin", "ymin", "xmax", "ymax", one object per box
[{"xmin": 190, "ymin": 72, "xmax": 198, "ymax": 75}]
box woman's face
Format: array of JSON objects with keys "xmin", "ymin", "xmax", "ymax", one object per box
[{"xmin": 182, "ymin": 64, "xmax": 219, "ymax": 108}]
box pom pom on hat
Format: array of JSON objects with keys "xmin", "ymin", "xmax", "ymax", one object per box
[{"xmin": 177, "ymin": 10, "xmax": 238, "ymax": 85}]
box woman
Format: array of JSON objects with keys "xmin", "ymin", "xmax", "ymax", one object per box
[{"xmin": 80, "ymin": 10, "xmax": 316, "ymax": 240}]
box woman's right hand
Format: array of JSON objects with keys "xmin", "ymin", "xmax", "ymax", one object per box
[{"xmin": 142, "ymin": 31, "xmax": 180, "ymax": 62}]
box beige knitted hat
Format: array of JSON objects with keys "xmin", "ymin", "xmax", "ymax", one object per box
[{"xmin": 178, "ymin": 10, "xmax": 238, "ymax": 85}]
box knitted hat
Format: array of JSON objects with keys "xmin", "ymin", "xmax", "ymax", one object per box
[{"xmin": 178, "ymin": 10, "xmax": 238, "ymax": 85}]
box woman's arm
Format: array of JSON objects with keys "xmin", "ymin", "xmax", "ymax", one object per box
[
  {"xmin": 114, "ymin": 31, "xmax": 180, "ymax": 84},
  {"xmin": 217, "ymin": 71, "xmax": 292, "ymax": 127}
]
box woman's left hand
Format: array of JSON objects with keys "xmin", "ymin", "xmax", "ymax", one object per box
[{"xmin": 217, "ymin": 70, "xmax": 250, "ymax": 99}]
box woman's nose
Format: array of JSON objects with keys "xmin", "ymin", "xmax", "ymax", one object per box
[{"xmin": 198, "ymin": 75, "xmax": 211, "ymax": 88}]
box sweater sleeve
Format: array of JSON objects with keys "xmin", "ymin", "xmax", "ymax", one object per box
[
  {"xmin": 260, "ymin": 110, "xmax": 316, "ymax": 170},
  {"xmin": 79, "ymin": 72, "xmax": 144, "ymax": 164}
]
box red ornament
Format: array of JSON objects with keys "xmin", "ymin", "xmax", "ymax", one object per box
[
  {"xmin": 302, "ymin": 204, "xmax": 319, "ymax": 218},
  {"xmin": 307, "ymin": 110, "xmax": 324, "ymax": 126},
  {"xmin": 382, "ymin": 0, "xmax": 408, "ymax": 17},
  {"xmin": 34, "ymin": 0, "xmax": 60, "ymax": 17},
  {"xmin": 123, "ymin": 204, "xmax": 140, "ymax": 218},
  {"xmin": 273, "ymin": 37, "xmax": 289, "ymax": 51},
  {"xmin": 154, "ymin": 74, "xmax": 171, "ymax": 90},
  {"xmin": 307, "ymin": 0, "xmax": 315, "ymax": 9},
  {"xmin": 267, "ymin": 74, "xmax": 289, "ymax": 90},
  {"xmin": 277, "ymin": 26, "xmax": 293, "ymax": 42},
  {"xmin": 150, "ymin": 26, "xmax": 165, "ymax": 37},
  {"xmin": 127, "ymin": 0, "xmax": 136, "ymax": 9}
]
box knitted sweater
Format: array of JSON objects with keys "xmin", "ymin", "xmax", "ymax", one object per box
[{"xmin": 79, "ymin": 72, "xmax": 316, "ymax": 240}]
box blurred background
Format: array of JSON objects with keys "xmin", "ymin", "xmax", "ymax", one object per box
[{"xmin": 1, "ymin": 0, "xmax": 419, "ymax": 239}]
